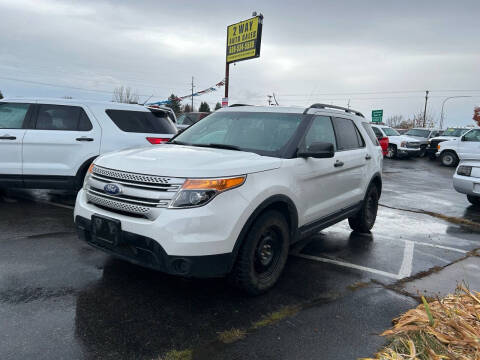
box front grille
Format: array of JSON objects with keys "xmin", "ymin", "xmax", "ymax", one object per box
[
  {"xmin": 86, "ymin": 165, "xmax": 185, "ymax": 219},
  {"xmin": 428, "ymin": 139, "xmax": 445, "ymax": 149},
  {"xmin": 406, "ymin": 142, "xmax": 420, "ymax": 149}
]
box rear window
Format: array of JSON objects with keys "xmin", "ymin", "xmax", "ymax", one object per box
[
  {"xmin": 361, "ymin": 123, "xmax": 380, "ymax": 145},
  {"xmin": 106, "ymin": 109, "xmax": 176, "ymax": 134}
]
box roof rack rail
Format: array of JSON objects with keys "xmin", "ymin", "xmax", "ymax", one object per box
[
  {"xmin": 229, "ymin": 104, "xmax": 253, "ymax": 107},
  {"xmin": 304, "ymin": 103, "xmax": 364, "ymax": 118}
]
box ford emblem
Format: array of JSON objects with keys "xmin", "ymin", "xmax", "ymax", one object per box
[{"xmin": 104, "ymin": 183, "xmax": 122, "ymax": 196}]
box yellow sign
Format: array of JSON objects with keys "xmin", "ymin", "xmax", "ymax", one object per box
[{"xmin": 226, "ymin": 16, "xmax": 263, "ymax": 63}]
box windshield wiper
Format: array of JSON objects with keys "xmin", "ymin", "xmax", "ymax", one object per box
[{"xmin": 193, "ymin": 143, "xmax": 241, "ymax": 151}]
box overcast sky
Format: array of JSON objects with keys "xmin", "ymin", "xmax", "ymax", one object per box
[{"xmin": 0, "ymin": 0, "xmax": 479, "ymax": 126}]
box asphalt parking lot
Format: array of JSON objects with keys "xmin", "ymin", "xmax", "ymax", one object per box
[{"xmin": 1, "ymin": 158, "xmax": 479, "ymax": 360}]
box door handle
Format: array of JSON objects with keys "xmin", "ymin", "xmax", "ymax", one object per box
[
  {"xmin": 334, "ymin": 160, "xmax": 344, "ymax": 167},
  {"xmin": 0, "ymin": 136, "xmax": 16, "ymax": 140},
  {"xmin": 76, "ymin": 137, "xmax": 94, "ymax": 142},
  {"xmin": 365, "ymin": 154, "xmax": 372, "ymax": 160}
]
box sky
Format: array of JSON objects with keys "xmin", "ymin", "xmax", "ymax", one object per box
[{"xmin": 0, "ymin": 0, "xmax": 479, "ymax": 127}]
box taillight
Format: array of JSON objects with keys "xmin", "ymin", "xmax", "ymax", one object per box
[{"xmin": 146, "ymin": 137, "xmax": 170, "ymax": 144}]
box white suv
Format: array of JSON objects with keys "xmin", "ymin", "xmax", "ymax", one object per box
[
  {"xmin": 436, "ymin": 128, "xmax": 480, "ymax": 167},
  {"xmin": 74, "ymin": 104, "xmax": 383, "ymax": 294},
  {"xmin": 0, "ymin": 98, "xmax": 177, "ymax": 190},
  {"xmin": 370, "ymin": 124, "xmax": 421, "ymax": 159}
]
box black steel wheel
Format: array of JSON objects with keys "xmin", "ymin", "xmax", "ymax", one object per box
[{"xmin": 230, "ymin": 210, "xmax": 290, "ymax": 295}]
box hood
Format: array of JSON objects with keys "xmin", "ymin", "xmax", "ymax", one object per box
[
  {"xmin": 390, "ymin": 135, "xmax": 420, "ymax": 143},
  {"xmin": 431, "ymin": 136, "xmax": 460, "ymax": 142},
  {"xmin": 95, "ymin": 144, "xmax": 282, "ymax": 178}
]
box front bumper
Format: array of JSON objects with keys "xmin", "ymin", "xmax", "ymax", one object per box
[
  {"xmin": 453, "ymin": 174, "xmax": 480, "ymax": 196},
  {"xmin": 397, "ymin": 147, "xmax": 420, "ymax": 157},
  {"xmin": 75, "ymin": 215, "xmax": 233, "ymax": 277}
]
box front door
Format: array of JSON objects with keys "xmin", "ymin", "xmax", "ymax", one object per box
[{"xmin": 458, "ymin": 129, "xmax": 480, "ymax": 160}]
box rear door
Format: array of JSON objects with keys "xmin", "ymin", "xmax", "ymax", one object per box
[
  {"xmin": 0, "ymin": 102, "xmax": 32, "ymax": 177},
  {"xmin": 331, "ymin": 117, "xmax": 368, "ymax": 208},
  {"xmin": 22, "ymin": 103, "xmax": 101, "ymax": 177},
  {"xmin": 102, "ymin": 109, "xmax": 177, "ymax": 151}
]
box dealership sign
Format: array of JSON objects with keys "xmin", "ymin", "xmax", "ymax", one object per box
[{"xmin": 226, "ymin": 16, "xmax": 263, "ymax": 63}]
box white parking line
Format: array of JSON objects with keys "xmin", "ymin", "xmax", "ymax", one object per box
[
  {"xmin": 293, "ymin": 253, "xmax": 401, "ymax": 279},
  {"xmin": 37, "ymin": 200, "xmax": 74, "ymax": 210},
  {"xmin": 398, "ymin": 240, "xmax": 414, "ymax": 278},
  {"xmin": 412, "ymin": 241, "xmax": 467, "ymax": 254}
]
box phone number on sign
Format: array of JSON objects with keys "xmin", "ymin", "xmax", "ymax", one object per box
[{"xmin": 228, "ymin": 40, "xmax": 255, "ymax": 54}]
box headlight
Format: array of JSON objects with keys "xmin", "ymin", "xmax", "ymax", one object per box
[
  {"xmin": 400, "ymin": 141, "xmax": 407, "ymax": 147},
  {"xmin": 170, "ymin": 176, "xmax": 246, "ymax": 208},
  {"xmin": 457, "ymin": 166, "xmax": 472, "ymax": 176},
  {"xmin": 83, "ymin": 163, "xmax": 95, "ymax": 190}
]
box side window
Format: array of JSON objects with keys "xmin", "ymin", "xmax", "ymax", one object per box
[
  {"xmin": 0, "ymin": 103, "xmax": 30, "ymax": 129},
  {"xmin": 372, "ymin": 126, "xmax": 383, "ymax": 138},
  {"xmin": 361, "ymin": 123, "xmax": 380, "ymax": 145},
  {"xmin": 332, "ymin": 118, "xmax": 363, "ymax": 150},
  {"xmin": 35, "ymin": 104, "xmax": 91, "ymax": 131},
  {"xmin": 464, "ymin": 129, "xmax": 480, "ymax": 142},
  {"xmin": 303, "ymin": 116, "xmax": 336, "ymax": 151}
]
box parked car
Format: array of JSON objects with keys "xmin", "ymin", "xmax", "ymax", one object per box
[
  {"xmin": 75, "ymin": 103, "xmax": 383, "ymax": 294},
  {"xmin": 371, "ymin": 124, "xmax": 421, "ymax": 159},
  {"xmin": 453, "ymin": 161, "xmax": 480, "ymax": 206},
  {"xmin": 426, "ymin": 127, "xmax": 471, "ymax": 159},
  {"xmin": 395, "ymin": 128, "xmax": 408, "ymax": 135},
  {"xmin": 0, "ymin": 98, "xmax": 177, "ymax": 190},
  {"xmin": 436, "ymin": 128, "xmax": 480, "ymax": 167},
  {"xmin": 404, "ymin": 128, "xmax": 442, "ymax": 157},
  {"xmin": 176, "ymin": 112, "xmax": 210, "ymax": 130}
]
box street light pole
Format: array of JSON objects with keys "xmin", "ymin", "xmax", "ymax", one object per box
[{"xmin": 439, "ymin": 96, "xmax": 472, "ymax": 129}]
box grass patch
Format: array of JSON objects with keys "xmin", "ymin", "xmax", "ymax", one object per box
[
  {"xmin": 252, "ymin": 305, "xmax": 300, "ymax": 329},
  {"xmin": 363, "ymin": 285, "xmax": 480, "ymax": 360},
  {"xmin": 159, "ymin": 349, "xmax": 192, "ymax": 360},
  {"xmin": 217, "ymin": 328, "xmax": 247, "ymax": 344},
  {"xmin": 347, "ymin": 281, "xmax": 370, "ymax": 291}
]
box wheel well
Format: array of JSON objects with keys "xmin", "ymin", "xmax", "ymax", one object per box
[
  {"xmin": 74, "ymin": 156, "xmax": 97, "ymax": 189},
  {"xmin": 230, "ymin": 196, "xmax": 299, "ymax": 270}
]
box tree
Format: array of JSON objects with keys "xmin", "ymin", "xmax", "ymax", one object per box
[
  {"xmin": 474, "ymin": 107, "xmax": 480, "ymax": 127},
  {"xmin": 166, "ymin": 94, "xmax": 182, "ymax": 115},
  {"xmin": 0, "ymin": 90, "xmax": 3, "ymax": 99},
  {"xmin": 183, "ymin": 104, "xmax": 192, "ymax": 113},
  {"xmin": 385, "ymin": 115, "xmax": 404, "ymax": 128},
  {"xmin": 199, "ymin": 101, "xmax": 211, "ymax": 112},
  {"xmin": 214, "ymin": 102, "xmax": 222, "ymax": 110},
  {"xmin": 407, "ymin": 110, "xmax": 435, "ymax": 128},
  {"xmin": 112, "ymin": 86, "xmax": 139, "ymax": 104}
]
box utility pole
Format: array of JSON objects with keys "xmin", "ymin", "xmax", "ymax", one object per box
[
  {"xmin": 422, "ymin": 90, "xmax": 429, "ymax": 127},
  {"xmin": 191, "ymin": 76, "xmax": 195, "ymax": 111},
  {"xmin": 267, "ymin": 95, "xmax": 272, "ymax": 106},
  {"xmin": 347, "ymin": 99, "xmax": 351, "ymax": 109}
]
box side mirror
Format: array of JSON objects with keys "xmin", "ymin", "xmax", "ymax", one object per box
[
  {"xmin": 461, "ymin": 136, "xmax": 466, "ymax": 141},
  {"xmin": 297, "ymin": 142, "xmax": 335, "ymax": 159}
]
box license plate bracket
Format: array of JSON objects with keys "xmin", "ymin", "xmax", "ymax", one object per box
[{"xmin": 91, "ymin": 215, "xmax": 122, "ymax": 247}]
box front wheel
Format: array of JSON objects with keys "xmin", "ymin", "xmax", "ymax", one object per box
[
  {"xmin": 440, "ymin": 151, "xmax": 459, "ymax": 167},
  {"xmin": 419, "ymin": 146, "xmax": 427, "ymax": 157},
  {"xmin": 467, "ymin": 195, "xmax": 480, "ymax": 206},
  {"xmin": 348, "ymin": 186, "xmax": 379, "ymax": 233},
  {"xmin": 386, "ymin": 145, "xmax": 397, "ymax": 159},
  {"xmin": 230, "ymin": 210, "xmax": 290, "ymax": 295}
]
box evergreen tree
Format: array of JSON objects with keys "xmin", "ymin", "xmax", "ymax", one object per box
[
  {"xmin": 183, "ymin": 104, "xmax": 192, "ymax": 113},
  {"xmin": 199, "ymin": 101, "xmax": 211, "ymax": 112},
  {"xmin": 214, "ymin": 102, "xmax": 222, "ymax": 110},
  {"xmin": 166, "ymin": 94, "xmax": 182, "ymax": 115},
  {"xmin": 0, "ymin": 90, "xmax": 3, "ymax": 99}
]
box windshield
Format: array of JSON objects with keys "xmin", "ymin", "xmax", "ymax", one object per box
[
  {"xmin": 442, "ymin": 128, "xmax": 468, "ymax": 137},
  {"xmin": 172, "ymin": 111, "xmax": 303, "ymax": 156},
  {"xmin": 382, "ymin": 127, "xmax": 400, "ymax": 136},
  {"xmin": 405, "ymin": 129, "xmax": 430, "ymax": 137}
]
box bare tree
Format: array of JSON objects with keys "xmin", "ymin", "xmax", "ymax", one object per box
[
  {"xmin": 385, "ymin": 115, "xmax": 404, "ymax": 128},
  {"xmin": 407, "ymin": 110, "xmax": 436, "ymax": 128},
  {"xmin": 474, "ymin": 106, "xmax": 480, "ymax": 127},
  {"xmin": 112, "ymin": 86, "xmax": 139, "ymax": 104}
]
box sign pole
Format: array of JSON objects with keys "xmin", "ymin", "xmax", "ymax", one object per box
[{"xmin": 225, "ymin": 62, "xmax": 229, "ymax": 100}]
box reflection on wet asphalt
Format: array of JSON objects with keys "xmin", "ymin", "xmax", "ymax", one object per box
[{"xmin": 0, "ymin": 158, "xmax": 479, "ymax": 359}]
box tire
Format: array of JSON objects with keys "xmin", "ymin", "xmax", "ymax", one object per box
[
  {"xmin": 348, "ymin": 185, "xmax": 379, "ymax": 233},
  {"xmin": 386, "ymin": 145, "xmax": 397, "ymax": 159},
  {"xmin": 467, "ymin": 195, "xmax": 480, "ymax": 206},
  {"xmin": 419, "ymin": 146, "xmax": 427, "ymax": 158},
  {"xmin": 230, "ymin": 210, "xmax": 290, "ymax": 295},
  {"xmin": 428, "ymin": 153, "xmax": 436, "ymax": 160},
  {"xmin": 440, "ymin": 151, "xmax": 459, "ymax": 167}
]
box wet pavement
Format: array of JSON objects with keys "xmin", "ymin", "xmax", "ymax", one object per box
[{"xmin": 0, "ymin": 157, "xmax": 479, "ymax": 360}]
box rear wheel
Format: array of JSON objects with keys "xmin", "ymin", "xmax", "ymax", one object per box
[
  {"xmin": 230, "ymin": 210, "xmax": 290, "ymax": 295},
  {"xmin": 440, "ymin": 151, "xmax": 459, "ymax": 167},
  {"xmin": 348, "ymin": 185, "xmax": 379, "ymax": 233},
  {"xmin": 386, "ymin": 145, "xmax": 397, "ymax": 159},
  {"xmin": 467, "ymin": 195, "xmax": 480, "ymax": 206}
]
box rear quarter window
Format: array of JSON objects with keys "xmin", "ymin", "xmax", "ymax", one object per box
[{"xmin": 106, "ymin": 109, "xmax": 176, "ymax": 134}]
